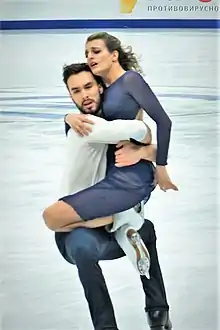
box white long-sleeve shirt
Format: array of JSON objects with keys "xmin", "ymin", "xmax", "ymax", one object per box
[{"xmin": 60, "ymin": 115, "xmax": 148, "ymax": 197}]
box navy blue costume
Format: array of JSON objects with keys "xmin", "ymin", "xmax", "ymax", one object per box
[{"xmin": 59, "ymin": 70, "xmax": 171, "ymax": 219}]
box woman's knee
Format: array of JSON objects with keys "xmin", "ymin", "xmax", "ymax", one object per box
[
  {"xmin": 42, "ymin": 201, "xmax": 77, "ymax": 231},
  {"xmin": 42, "ymin": 205, "xmax": 57, "ymax": 230}
]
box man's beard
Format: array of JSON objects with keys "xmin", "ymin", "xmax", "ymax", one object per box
[{"xmin": 76, "ymin": 101, "xmax": 102, "ymax": 117}]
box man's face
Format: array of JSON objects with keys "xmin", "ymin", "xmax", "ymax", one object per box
[{"xmin": 67, "ymin": 71, "xmax": 103, "ymax": 114}]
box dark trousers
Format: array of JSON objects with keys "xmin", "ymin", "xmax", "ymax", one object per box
[{"xmin": 55, "ymin": 220, "xmax": 169, "ymax": 330}]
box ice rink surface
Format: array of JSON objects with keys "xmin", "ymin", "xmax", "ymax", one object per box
[{"xmin": 0, "ymin": 29, "xmax": 219, "ymax": 330}]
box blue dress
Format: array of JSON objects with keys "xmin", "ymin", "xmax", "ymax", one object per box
[{"xmin": 59, "ymin": 71, "xmax": 172, "ymax": 220}]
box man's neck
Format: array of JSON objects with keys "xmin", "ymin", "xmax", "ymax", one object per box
[{"xmin": 96, "ymin": 109, "xmax": 103, "ymax": 118}]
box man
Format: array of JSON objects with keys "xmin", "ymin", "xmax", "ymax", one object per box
[{"xmin": 52, "ymin": 63, "xmax": 172, "ymax": 330}]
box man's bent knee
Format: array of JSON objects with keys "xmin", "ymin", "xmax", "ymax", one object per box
[{"xmin": 65, "ymin": 228, "xmax": 99, "ymax": 265}]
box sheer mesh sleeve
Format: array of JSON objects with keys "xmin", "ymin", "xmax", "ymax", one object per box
[{"xmin": 124, "ymin": 71, "xmax": 172, "ymax": 166}]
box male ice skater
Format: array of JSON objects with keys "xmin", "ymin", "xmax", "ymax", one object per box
[{"xmin": 50, "ymin": 63, "xmax": 172, "ymax": 330}]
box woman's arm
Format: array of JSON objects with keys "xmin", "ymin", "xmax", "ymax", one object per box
[{"xmin": 124, "ymin": 71, "xmax": 172, "ymax": 166}]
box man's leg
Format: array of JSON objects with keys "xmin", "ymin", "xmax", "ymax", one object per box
[
  {"xmin": 138, "ymin": 220, "xmax": 172, "ymax": 329},
  {"xmin": 56, "ymin": 219, "xmax": 171, "ymax": 330},
  {"xmin": 63, "ymin": 227, "xmax": 124, "ymax": 330}
]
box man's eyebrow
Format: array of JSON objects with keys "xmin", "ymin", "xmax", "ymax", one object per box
[
  {"xmin": 84, "ymin": 82, "xmax": 93, "ymax": 87},
  {"xmin": 70, "ymin": 86, "xmax": 79, "ymax": 91}
]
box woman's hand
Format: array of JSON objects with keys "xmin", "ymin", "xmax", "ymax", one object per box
[
  {"xmin": 65, "ymin": 113, "xmax": 94, "ymax": 136},
  {"xmin": 155, "ymin": 166, "xmax": 178, "ymax": 192}
]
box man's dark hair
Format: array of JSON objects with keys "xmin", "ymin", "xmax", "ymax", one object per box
[{"xmin": 62, "ymin": 62, "xmax": 104, "ymax": 87}]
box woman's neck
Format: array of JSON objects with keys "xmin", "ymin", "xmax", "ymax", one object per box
[{"xmin": 102, "ymin": 64, "xmax": 126, "ymax": 86}]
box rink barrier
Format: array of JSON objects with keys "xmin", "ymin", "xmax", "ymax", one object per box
[{"xmin": 0, "ymin": 19, "xmax": 219, "ymax": 30}]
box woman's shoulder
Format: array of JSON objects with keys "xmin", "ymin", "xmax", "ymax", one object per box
[{"xmin": 123, "ymin": 70, "xmax": 145, "ymax": 84}]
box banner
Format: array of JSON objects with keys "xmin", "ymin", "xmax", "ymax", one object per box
[
  {"xmin": 1, "ymin": 0, "xmax": 219, "ymax": 20},
  {"xmin": 120, "ymin": 0, "xmax": 219, "ymax": 18}
]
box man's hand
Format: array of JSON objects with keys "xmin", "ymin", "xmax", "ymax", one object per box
[
  {"xmin": 65, "ymin": 113, "xmax": 94, "ymax": 136},
  {"xmin": 115, "ymin": 141, "xmax": 156, "ymax": 167}
]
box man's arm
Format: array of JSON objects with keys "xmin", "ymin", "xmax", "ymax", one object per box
[{"xmin": 82, "ymin": 115, "xmax": 151, "ymax": 144}]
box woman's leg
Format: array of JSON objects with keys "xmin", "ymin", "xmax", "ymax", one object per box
[
  {"xmin": 43, "ymin": 164, "xmax": 154, "ymax": 231},
  {"xmin": 43, "ymin": 200, "xmax": 81, "ymax": 231},
  {"xmin": 55, "ymin": 215, "xmax": 113, "ymax": 232},
  {"xmin": 43, "ymin": 200, "xmax": 113, "ymax": 232}
]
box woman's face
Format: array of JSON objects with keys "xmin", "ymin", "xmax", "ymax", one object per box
[{"xmin": 85, "ymin": 39, "xmax": 117, "ymax": 77}]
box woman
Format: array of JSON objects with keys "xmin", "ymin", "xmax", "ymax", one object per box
[
  {"xmin": 43, "ymin": 32, "xmax": 177, "ymax": 233},
  {"xmin": 85, "ymin": 32, "xmax": 176, "ymax": 190}
]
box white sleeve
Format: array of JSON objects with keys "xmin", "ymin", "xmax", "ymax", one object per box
[{"xmin": 84, "ymin": 115, "xmax": 148, "ymax": 144}]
